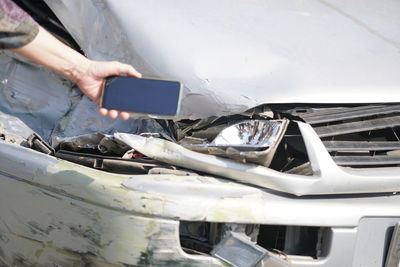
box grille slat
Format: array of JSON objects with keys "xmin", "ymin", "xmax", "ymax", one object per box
[
  {"xmin": 323, "ymin": 141, "xmax": 400, "ymax": 152},
  {"xmin": 314, "ymin": 115, "xmax": 400, "ymax": 137},
  {"xmin": 290, "ymin": 104, "xmax": 400, "ymax": 168},
  {"xmin": 303, "ymin": 104, "xmax": 400, "ymax": 124},
  {"xmin": 333, "ymin": 155, "xmax": 400, "ymax": 166}
]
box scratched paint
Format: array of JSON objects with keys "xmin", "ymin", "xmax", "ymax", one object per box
[
  {"xmin": 0, "ymin": 141, "xmax": 273, "ymax": 265},
  {"xmin": 3, "ymin": 138, "xmax": 400, "ymax": 265},
  {"xmin": 3, "ymin": 141, "xmax": 400, "ymax": 228},
  {"xmin": 0, "ymin": 172, "xmax": 225, "ymax": 266}
]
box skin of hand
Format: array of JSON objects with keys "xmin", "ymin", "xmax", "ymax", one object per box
[
  {"xmin": 74, "ymin": 60, "xmax": 142, "ymax": 120},
  {"xmin": 11, "ymin": 26, "xmax": 141, "ymax": 120}
]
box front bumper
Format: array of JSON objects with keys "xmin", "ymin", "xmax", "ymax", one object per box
[{"xmin": 0, "ymin": 141, "xmax": 400, "ymax": 266}]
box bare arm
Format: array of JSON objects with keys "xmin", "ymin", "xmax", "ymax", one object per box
[{"xmin": 11, "ymin": 26, "xmax": 141, "ymax": 120}]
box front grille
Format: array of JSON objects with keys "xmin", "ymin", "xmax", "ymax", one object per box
[{"xmin": 288, "ymin": 104, "xmax": 400, "ymax": 167}]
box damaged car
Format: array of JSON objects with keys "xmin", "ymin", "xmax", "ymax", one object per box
[{"xmin": 1, "ymin": 0, "xmax": 400, "ymax": 266}]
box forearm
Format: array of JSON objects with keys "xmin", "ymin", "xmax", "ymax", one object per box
[
  {"xmin": 9, "ymin": 23, "xmax": 141, "ymax": 120},
  {"xmin": 10, "ymin": 26, "xmax": 89, "ymax": 83}
]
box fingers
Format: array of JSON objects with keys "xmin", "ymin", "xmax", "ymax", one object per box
[
  {"xmin": 119, "ymin": 112, "xmax": 130, "ymax": 120},
  {"xmin": 120, "ymin": 63, "xmax": 142, "ymax": 78},
  {"xmin": 99, "ymin": 107, "xmax": 108, "ymax": 116},
  {"xmin": 95, "ymin": 60, "xmax": 139, "ymax": 120},
  {"xmin": 98, "ymin": 108, "xmax": 129, "ymax": 120},
  {"xmin": 107, "ymin": 61, "xmax": 142, "ymax": 78},
  {"xmin": 108, "ymin": 110, "xmax": 118, "ymax": 119}
]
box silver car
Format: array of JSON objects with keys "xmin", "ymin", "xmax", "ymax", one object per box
[{"xmin": 1, "ymin": 0, "xmax": 400, "ymax": 266}]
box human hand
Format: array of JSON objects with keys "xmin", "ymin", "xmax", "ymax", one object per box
[
  {"xmin": 74, "ymin": 59, "xmax": 142, "ymax": 120},
  {"xmin": 10, "ymin": 26, "xmax": 141, "ymax": 119}
]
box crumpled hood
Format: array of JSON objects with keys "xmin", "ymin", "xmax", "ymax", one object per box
[{"xmin": 45, "ymin": 0, "xmax": 400, "ymax": 119}]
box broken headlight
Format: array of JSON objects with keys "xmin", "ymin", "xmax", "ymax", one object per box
[{"xmin": 181, "ymin": 119, "xmax": 289, "ymax": 166}]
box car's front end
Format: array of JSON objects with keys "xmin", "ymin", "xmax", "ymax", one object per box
[{"xmin": 1, "ymin": 0, "xmax": 400, "ymax": 266}]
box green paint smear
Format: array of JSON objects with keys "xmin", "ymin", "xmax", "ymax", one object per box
[
  {"xmin": 35, "ymin": 248, "xmax": 43, "ymax": 259},
  {"xmin": 94, "ymin": 211, "xmax": 101, "ymax": 220}
]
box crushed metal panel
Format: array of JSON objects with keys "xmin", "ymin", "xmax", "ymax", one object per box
[
  {"xmin": 46, "ymin": 0, "xmax": 400, "ymax": 119},
  {"xmin": 0, "ymin": 140, "xmax": 269, "ymax": 224},
  {"xmin": 3, "ymin": 140, "xmax": 400, "ymax": 227},
  {"xmin": 114, "ymin": 125, "xmax": 400, "ymax": 196},
  {"xmin": 49, "ymin": 95, "xmax": 163, "ymax": 140}
]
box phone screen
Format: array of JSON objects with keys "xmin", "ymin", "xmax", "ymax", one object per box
[{"xmin": 101, "ymin": 77, "xmax": 182, "ymax": 116}]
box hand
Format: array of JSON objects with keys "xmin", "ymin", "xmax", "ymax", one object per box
[
  {"xmin": 11, "ymin": 26, "xmax": 142, "ymax": 120},
  {"xmin": 74, "ymin": 59, "xmax": 142, "ymax": 120}
]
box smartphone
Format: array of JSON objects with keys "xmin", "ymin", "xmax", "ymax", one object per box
[{"xmin": 100, "ymin": 76, "xmax": 183, "ymax": 116}]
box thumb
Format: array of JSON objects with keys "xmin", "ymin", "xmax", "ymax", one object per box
[{"xmin": 110, "ymin": 62, "xmax": 142, "ymax": 78}]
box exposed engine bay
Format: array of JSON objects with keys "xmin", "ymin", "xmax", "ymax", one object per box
[{"xmin": 21, "ymin": 103, "xmax": 400, "ymax": 175}]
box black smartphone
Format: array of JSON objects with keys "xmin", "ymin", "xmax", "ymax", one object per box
[{"xmin": 100, "ymin": 76, "xmax": 183, "ymax": 116}]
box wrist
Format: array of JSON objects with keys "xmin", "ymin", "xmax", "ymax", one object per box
[{"xmin": 63, "ymin": 55, "xmax": 91, "ymax": 84}]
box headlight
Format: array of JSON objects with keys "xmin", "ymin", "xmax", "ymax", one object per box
[{"xmin": 183, "ymin": 119, "xmax": 289, "ymax": 166}]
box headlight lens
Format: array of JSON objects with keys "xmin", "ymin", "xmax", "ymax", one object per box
[{"xmin": 183, "ymin": 119, "xmax": 289, "ymax": 166}]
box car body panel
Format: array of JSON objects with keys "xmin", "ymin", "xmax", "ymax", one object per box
[
  {"xmin": 45, "ymin": 0, "xmax": 400, "ymax": 119},
  {"xmin": 0, "ymin": 169, "xmax": 223, "ymax": 266},
  {"xmin": 1, "ymin": 141, "xmax": 400, "ymax": 266},
  {"xmin": 115, "ymin": 123, "xmax": 400, "ymax": 196},
  {"xmin": 1, "ymin": 141, "xmax": 400, "ymax": 228}
]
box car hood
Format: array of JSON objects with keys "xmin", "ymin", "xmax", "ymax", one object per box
[{"xmin": 46, "ymin": 0, "xmax": 400, "ymax": 119}]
